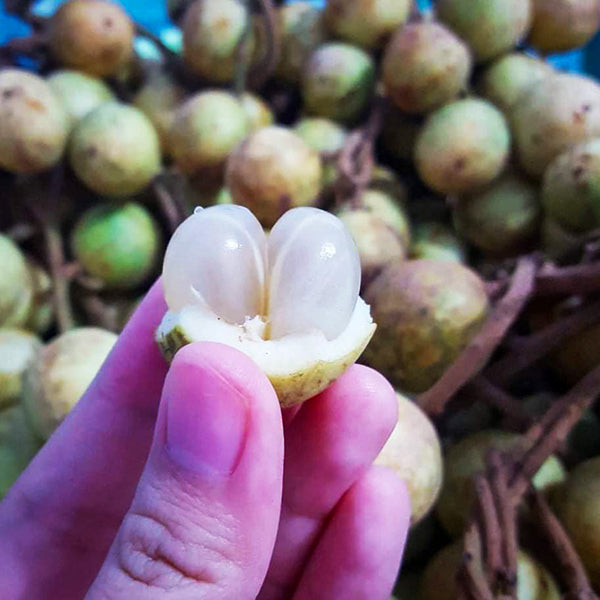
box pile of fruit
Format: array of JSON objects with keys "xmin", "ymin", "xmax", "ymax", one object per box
[{"xmin": 2, "ymin": 0, "xmax": 600, "ymax": 597}]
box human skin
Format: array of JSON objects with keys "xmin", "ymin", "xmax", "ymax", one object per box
[{"xmin": 0, "ymin": 280, "xmax": 410, "ymax": 599}]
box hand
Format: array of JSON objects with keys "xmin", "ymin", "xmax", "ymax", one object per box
[{"xmin": 0, "ymin": 281, "xmax": 410, "ymax": 599}]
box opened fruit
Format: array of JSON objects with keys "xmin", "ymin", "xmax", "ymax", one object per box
[{"xmin": 156, "ymin": 205, "xmax": 376, "ymax": 407}]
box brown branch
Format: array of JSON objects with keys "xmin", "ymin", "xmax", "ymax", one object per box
[
  {"xmin": 473, "ymin": 475, "xmax": 502, "ymax": 582},
  {"xmin": 535, "ymin": 261, "xmax": 600, "ymax": 297},
  {"xmin": 457, "ymin": 523, "xmax": 495, "ymax": 600},
  {"xmin": 153, "ymin": 178, "xmax": 183, "ymax": 234},
  {"xmin": 418, "ymin": 256, "xmax": 538, "ymax": 416}
]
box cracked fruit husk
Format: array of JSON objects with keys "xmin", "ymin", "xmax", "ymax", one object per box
[
  {"xmin": 0, "ymin": 330, "xmax": 42, "ymax": 410},
  {"xmin": 436, "ymin": 430, "xmax": 566, "ymax": 537},
  {"xmin": 363, "ymin": 259, "xmax": 488, "ymax": 394},
  {"xmin": 420, "ymin": 542, "xmax": 560, "ymax": 600},
  {"xmin": 0, "ymin": 234, "xmax": 34, "ymax": 329},
  {"xmin": 302, "ymin": 43, "xmax": 376, "ymax": 124},
  {"xmin": 183, "ymin": 0, "xmax": 253, "ymax": 83},
  {"xmin": 71, "ymin": 202, "xmax": 161, "ymax": 291},
  {"xmin": 156, "ymin": 205, "xmax": 376, "ymax": 408},
  {"xmin": 382, "ymin": 22, "xmax": 472, "ymax": 115},
  {"xmin": 552, "ymin": 456, "xmax": 600, "ymax": 587},
  {"xmin": 436, "ymin": 0, "xmax": 532, "ymax": 63},
  {"xmin": 324, "ymin": 0, "xmax": 410, "ymax": 50},
  {"xmin": 69, "ymin": 102, "xmax": 161, "ymax": 197},
  {"xmin": 47, "ymin": 69, "xmax": 115, "ymax": 130},
  {"xmin": 414, "ymin": 98, "xmax": 510, "ymax": 195},
  {"xmin": 529, "ymin": 0, "xmax": 600, "ymax": 53},
  {"xmin": 453, "ymin": 172, "xmax": 541, "ymax": 257},
  {"xmin": 374, "ymin": 393, "xmax": 443, "ymax": 524},
  {"xmin": 170, "ymin": 90, "xmax": 249, "ymax": 179},
  {"xmin": 542, "ymin": 138, "xmax": 600, "ymax": 234},
  {"xmin": 0, "ymin": 69, "xmax": 68, "ymax": 174},
  {"xmin": 48, "ymin": 0, "xmax": 134, "ymax": 77},
  {"xmin": 22, "ymin": 327, "xmax": 117, "ymax": 440},
  {"xmin": 511, "ymin": 73, "xmax": 600, "ymax": 178},
  {"xmin": 225, "ymin": 126, "xmax": 322, "ymax": 228}
]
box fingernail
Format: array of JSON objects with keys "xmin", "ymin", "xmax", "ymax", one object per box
[{"xmin": 165, "ymin": 359, "xmax": 248, "ymax": 475}]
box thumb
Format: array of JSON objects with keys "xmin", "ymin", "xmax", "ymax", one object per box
[{"xmin": 86, "ymin": 343, "xmax": 284, "ymax": 600}]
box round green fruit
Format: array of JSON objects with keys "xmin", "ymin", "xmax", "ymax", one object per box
[
  {"xmin": 324, "ymin": 0, "xmax": 410, "ymax": 50},
  {"xmin": 529, "ymin": 0, "xmax": 600, "ymax": 53},
  {"xmin": 382, "ymin": 22, "xmax": 472, "ymax": 114},
  {"xmin": 542, "ymin": 138, "xmax": 600, "ymax": 234},
  {"xmin": 478, "ymin": 52, "xmax": 554, "ymax": 115},
  {"xmin": 225, "ymin": 126, "xmax": 322, "ymax": 228},
  {"xmin": 71, "ymin": 202, "xmax": 161, "ymax": 290},
  {"xmin": 276, "ymin": 2, "xmax": 328, "ymax": 84},
  {"xmin": 363, "ymin": 259, "xmax": 488, "ymax": 393},
  {"xmin": 375, "ymin": 393, "xmax": 443, "ymax": 524},
  {"xmin": 47, "ymin": 69, "xmax": 114, "ymax": 130},
  {"xmin": 436, "ymin": 430, "xmax": 566, "ymax": 537},
  {"xmin": 48, "ymin": 0, "xmax": 134, "ymax": 77},
  {"xmin": 239, "ymin": 93, "xmax": 274, "ymax": 132},
  {"xmin": 0, "ymin": 329, "xmax": 42, "ymax": 410},
  {"xmin": 410, "ymin": 222, "xmax": 466, "ymax": 263},
  {"xmin": 24, "ymin": 260, "xmax": 54, "ymax": 336},
  {"xmin": 0, "ymin": 235, "xmax": 33, "ymax": 329},
  {"xmin": 453, "ymin": 172, "xmax": 541, "ymax": 256},
  {"xmin": 302, "ymin": 42, "xmax": 376, "ymax": 124},
  {"xmin": 22, "ymin": 327, "xmax": 117, "ymax": 440},
  {"xmin": 540, "ymin": 217, "xmax": 581, "ymax": 260},
  {"xmin": 69, "ymin": 102, "xmax": 161, "ymax": 197},
  {"xmin": 511, "ymin": 73, "xmax": 600, "ymax": 177},
  {"xmin": 169, "ymin": 90, "xmax": 249, "ymax": 178},
  {"xmin": 183, "ymin": 0, "xmax": 253, "ymax": 82},
  {"xmin": 415, "ymin": 98, "xmax": 511, "ymax": 195},
  {"xmin": 0, "ymin": 69, "xmax": 68, "ymax": 174},
  {"xmin": 437, "ymin": 0, "xmax": 532, "ymax": 63}
]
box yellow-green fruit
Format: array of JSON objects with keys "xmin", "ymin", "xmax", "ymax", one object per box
[
  {"xmin": 411, "ymin": 222, "xmax": 466, "ymax": 263},
  {"xmin": 324, "ymin": 0, "xmax": 410, "ymax": 50},
  {"xmin": 363, "ymin": 259, "xmax": 488, "ymax": 393},
  {"xmin": 48, "ymin": 0, "xmax": 134, "ymax": 77},
  {"xmin": 478, "ymin": 52, "xmax": 554, "ymax": 115},
  {"xmin": 133, "ymin": 71, "xmax": 186, "ymax": 156},
  {"xmin": 240, "ymin": 93, "xmax": 274, "ymax": 132},
  {"xmin": 302, "ymin": 43, "xmax": 376, "ymax": 124},
  {"xmin": 529, "ymin": 0, "xmax": 600, "ymax": 53},
  {"xmin": 415, "ymin": 99, "xmax": 511, "ymax": 195},
  {"xmin": 0, "ymin": 330, "xmax": 42, "ymax": 409},
  {"xmin": 357, "ymin": 178, "xmax": 409, "ymax": 237},
  {"xmin": 542, "ymin": 138, "xmax": 600, "ymax": 233},
  {"xmin": 0, "ymin": 235, "xmax": 33, "ymax": 329},
  {"xmin": 22, "ymin": 328, "xmax": 117, "ymax": 440},
  {"xmin": 420, "ymin": 543, "xmax": 560, "ymax": 600},
  {"xmin": 512, "ymin": 73, "xmax": 600, "ymax": 178},
  {"xmin": 453, "ymin": 172, "xmax": 541, "ymax": 256},
  {"xmin": 375, "ymin": 393, "xmax": 443, "ymax": 524},
  {"xmin": 437, "ymin": 0, "xmax": 532, "ymax": 63},
  {"xmin": 24, "ymin": 261, "xmax": 54, "ymax": 336},
  {"xmin": 69, "ymin": 102, "xmax": 161, "ymax": 197},
  {"xmin": 71, "ymin": 202, "xmax": 161, "ymax": 290},
  {"xmin": 47, "ymin": 69, "xmax": 114, "ymax": 130},
  {"xmin": 276, "ymin": 2, "xmax": 328, "ymax": 83},
  {"xmin": 225, "ymin": 126, "xmax": 322, "ymax": 228},
  {"xmin": 0, "ymin": 404, "xmax": 41, "ymax": 498},
  {"xmin": 382, "ymin": 22, "xmax": 472, "ymax": 114},
  {"xmin": 436, "ymin": 430, "xmax": 566, "ymax": 537},
  {"xmin": 0, "ymin": 69, "xmax": 68, "ymax": 174},
  {"xmin": 183, "ymin": 0, "xmax": 253, "ymax": 82},
  {"xmin": 541, "ymin": 217, "xmax": 581, "ymax": 260},
  {"xmin": 169, "ymin": 91, "xmax": 249, "ymax": 178}
]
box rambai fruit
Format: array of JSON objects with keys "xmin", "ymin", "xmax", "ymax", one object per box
[
  {"xmin": 22, "ymin": 327, "xmax": 117, "ymax": 440},
  {"xmin": 415, "ymin": 98, "xmax": 511, "ymax": 195},
  {"xmin": 382, "ymin": 22, "xmax": 472, "ymax": 114},
  {"xmin": 0, "ymin": 69, "xmax": 68, "ymax": 174},
  {"xmin": 410, "ymin": 222, "xmax": 466, "ymax": 263},
  {"xmin": 69, "ymin": 102, "xmax": 161, "ymax": 197},
  {"xmin": 225, "ymin": 126, "xmax": 322, "ymax": 228},
  {"xmin": 0, "ymin": 234, "xmax": 34, "ymax": 329},
  {"xmin": 156, "ymin": 205, "xmax": 376, "ymax": 407},
  {"xmin": 48, "ymin": 0, "xmax": 134, "ymax": 77},
  {"xmin": 240, "ymin": 93, "xmax": 274, "ymax": 132}
]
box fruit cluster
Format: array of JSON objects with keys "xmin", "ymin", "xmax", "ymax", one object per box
[{"xmin": 2, "ymin": 0, "xmax": 600, "ymax": 597}]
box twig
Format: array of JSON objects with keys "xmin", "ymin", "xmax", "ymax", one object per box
[
  {"xmin": 418, "ymin": 256, "xmax": 538, "ymax": 416},
  {"xmin": 535, "ymin": 261, "xmax": 600, "ymax": 296},
  {"xmin": 153, "ymin": 178, "xmax": 183, "ymax": 233},
  {"xmin": 457, "ymin": 523, "xmax": 495, "ymax": 600},
  {"xmin": 248, "ymin": 0, "xmax": 281, "ymax": 89},
  {"xmin": 473, "ymin": 475, "xmax": 502, "ymax": 581}
]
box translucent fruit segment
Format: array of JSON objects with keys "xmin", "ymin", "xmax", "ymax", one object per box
[
  {"xmin": 267, "ymin": 207, "xmax": 361, "ymax": 340},
  {"xmin": 162, "ymin": 205, "xmax": 267, "ymax": 324}
]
